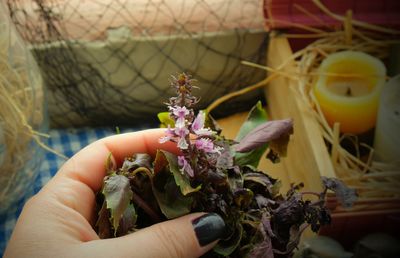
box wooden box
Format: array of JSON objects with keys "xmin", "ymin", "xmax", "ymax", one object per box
[{"xmin": 218, "ymin": 34, "xmax": 400, "ymax": 247}]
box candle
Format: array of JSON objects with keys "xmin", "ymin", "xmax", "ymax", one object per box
[
  {"xmin": 314, "ymin": 51, "xmax": 386, "ymax": 134},
  {"xmin": 373, "ymin": 75, "xmax": 400, "ymax": 163}
]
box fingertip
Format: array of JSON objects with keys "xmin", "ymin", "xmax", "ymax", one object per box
[{"xmin": 191, "ymin": 213, "xmax": 226, "ymax": 247}]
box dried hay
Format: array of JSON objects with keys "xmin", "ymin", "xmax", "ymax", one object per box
[
  {"xmin": 208, "ymin": 0, "xmax": 400, "ymax": 207},
  {"xmin": 0, "ymin": 5, "xmax": 64, "ymax": 209}
]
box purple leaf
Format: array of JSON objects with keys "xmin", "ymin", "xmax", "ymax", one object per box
[
  {"xmin": 322, "ymin": 177, "xmax": 357, "ymax": 208},
  {"xmin": 248, "ymin": 215, "xmax": 274, "ymax": 258},
  {"xmin": 96, "ymin": 201, "xmax": 112, "ymax": 239},
  {"xmin": 116, "ymin": 204, "xmax": 137, "ymax": 236},
  {"xmin": 255, "ymin": 195, "xmax": 273, "ymax": 208},
  {"xmin": 103, "ymin": 175, "xmax": 133, "ymax": 234},
  {"xmin": 121, "ymin": 153, "xmax": 152, "ymax": 172},
  {"xmin": 235, "ymin": 119, "xmax": 293, "ymax": 153},
  {"xmin": 216, "ymin": 143, "xmax": 234, "ymax": 169}
]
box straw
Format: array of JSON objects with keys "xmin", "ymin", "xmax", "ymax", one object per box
[
  {"xmin": 0, "ymin": 11, "xmax": 66, "ymax": 204},
  {"xmin": 207, "ymin": 0, "xmax": 400, "ymax": 203}
]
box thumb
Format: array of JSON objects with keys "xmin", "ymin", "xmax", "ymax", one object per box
[{"xmin": 82, "ymin": 213, "xmax": 226, "ymax": 258}]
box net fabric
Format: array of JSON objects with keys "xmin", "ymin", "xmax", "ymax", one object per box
[{"xmin": 6, "ymin": 0, "xmax": 268, "ymax": 127}]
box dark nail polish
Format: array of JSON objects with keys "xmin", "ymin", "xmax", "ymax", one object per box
[{"xmin": 192, "ymin": 213, "xmax": 226, "ymax": 246}]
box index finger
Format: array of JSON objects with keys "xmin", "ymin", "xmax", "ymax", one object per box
[{"xmin": 55, "ymin": 128, "xmax": 177, "ymax": 192}]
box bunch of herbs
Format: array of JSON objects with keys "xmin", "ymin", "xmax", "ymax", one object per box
[{"xmin": 94, "ymin": 73, "xmax": 356, "ymax": 257}]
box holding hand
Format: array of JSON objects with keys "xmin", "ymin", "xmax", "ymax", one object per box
[{"xmin": 4, "ymin": 129, "xmax": 226, "ymax": 258}]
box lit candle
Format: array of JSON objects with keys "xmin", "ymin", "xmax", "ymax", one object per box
[
  {"xmin": 314, "ymin": 51, "xmax": 386, "ymax": 134},
  {"xmin": 373, "ymin": 75, "xmax": 400, "ymax": 163}
]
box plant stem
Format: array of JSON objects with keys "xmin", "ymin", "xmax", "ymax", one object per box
[
  {"xmin": 132, "ymin": 191, "xmax": 161, "ymax": 223},
  {"xmin": 300, "ymin": 191, "xmax": 321, "ymax": 198}
]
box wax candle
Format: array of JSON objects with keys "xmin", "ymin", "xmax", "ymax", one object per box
[
  {"xmin": 373, "ymin": 75, "xmax": 400, "ymax": 163},
  {"xmin": 314, "ymin": 51, "xmax": 386, "ymax": 134}
]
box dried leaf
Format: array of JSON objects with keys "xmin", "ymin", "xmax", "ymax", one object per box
[
  {"xmin": 322, "ymin": 177, "xmax": 357, "ymax": 208},
  {"xmin": 103, "ymin": 175, "xmax": 133, "ymax": 234},
  {"xmin": 236, "ymin": 119, "xmax": 293, "ymax": 153}
]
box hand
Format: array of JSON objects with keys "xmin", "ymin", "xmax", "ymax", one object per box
[{"xmin": 4, "ymin": 129, "xmax": 226, "ymax": 258}]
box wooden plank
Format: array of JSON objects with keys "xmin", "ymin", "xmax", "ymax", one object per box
[{"xmin": 265, "ymin": 34, "xmax": 336, "ymax": 192}]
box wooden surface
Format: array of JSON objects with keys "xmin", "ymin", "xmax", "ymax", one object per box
[{"xmin": 265, "ymin": 35, "xmax": 336, "ymax": 192}]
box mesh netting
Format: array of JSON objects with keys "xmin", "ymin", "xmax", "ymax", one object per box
[{"xmin": 6, "ymin": 0, "xmax": 268, "ymax": 127}]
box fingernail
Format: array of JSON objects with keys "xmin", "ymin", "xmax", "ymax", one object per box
[{"xmin": 192, "ymin": 213, "xmax": 226, "ymax": 246}]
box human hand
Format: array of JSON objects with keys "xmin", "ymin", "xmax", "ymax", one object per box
[{"xmin": 4, "ymin": 129, "xmax": 226, "ymax": 258}]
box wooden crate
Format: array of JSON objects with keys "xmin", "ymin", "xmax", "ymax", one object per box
[
  {"xmin": 219, "ymin": 35, "xmax": 335, "ymax": 192},
  {"xmin": 218, "ymin": 34, "xmax": 400, "ymax": 247}
]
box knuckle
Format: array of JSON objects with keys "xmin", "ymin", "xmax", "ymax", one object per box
[
  {"xmin": 23, "ymin": 194, "xmax": 41, "ymax": 210},
  {"xmin": 153, "ymin": 223, "xmax": 187, "ymax": 258}
]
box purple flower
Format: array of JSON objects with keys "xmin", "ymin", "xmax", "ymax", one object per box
[
  {"xmin": 159, "ymin": 126, "xmax": 175, "ymax": 143},
  {"xmin": 175, "ymin": 127, "xmax": 189, "ymax": 149},
  {"xmin": 170, "ymin": 106, "xmax": 189, "ymax": 128},
  {"xmin": 195, "ymin": 138, "xmax": 214, "ymax": 153},
  {"xmin": 195, "ymin": 138, "xmax": 223, "ymax": 154},
  {"xmin": 178, "ymin": 155, "xmax": 194, "ymax": 177},
  {"xmin": 191, "ymin": 111, "xmax": 213, "ymax": 136}
]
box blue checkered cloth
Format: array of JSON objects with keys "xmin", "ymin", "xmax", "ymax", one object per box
[{"xmin": 0, "ymin": 126, "xmax": 149, "ymax": 255}]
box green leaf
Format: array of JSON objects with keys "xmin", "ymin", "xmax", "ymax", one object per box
[
  {"xmin": 103, "ymin": 175, "xmax": 133, "ymax": 235},
  {"xmin": 234, "ymin": 101, "xmax": 268, "ymax": 167},
  {"xmin": 235, "ymin": 101, "xmax": 268, "ymax": 141},
  {"xmin": 214, "ymin": 222, "xmax": 243, "ymax": 256},
  {"xmin": 235, "ymin": 147, "xmax": 268, "ymax": 168},
  {"xmin": 203, "ymin": 110, "xmax": 222, "ymax": 134},
  {"xmin": 157, "ymin": 150, "xmax": 201, "ymax": 195},
  {"xmin": 152, "ymin": 173, "xmax": 193, "ymax": 219},
  {"xmin": 152, "ymin": 150, "xmax": 196, "ymax": 219},
  {"xmin": 157, "ymin": 112, "xmax": 175, "ymax": 128}
]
